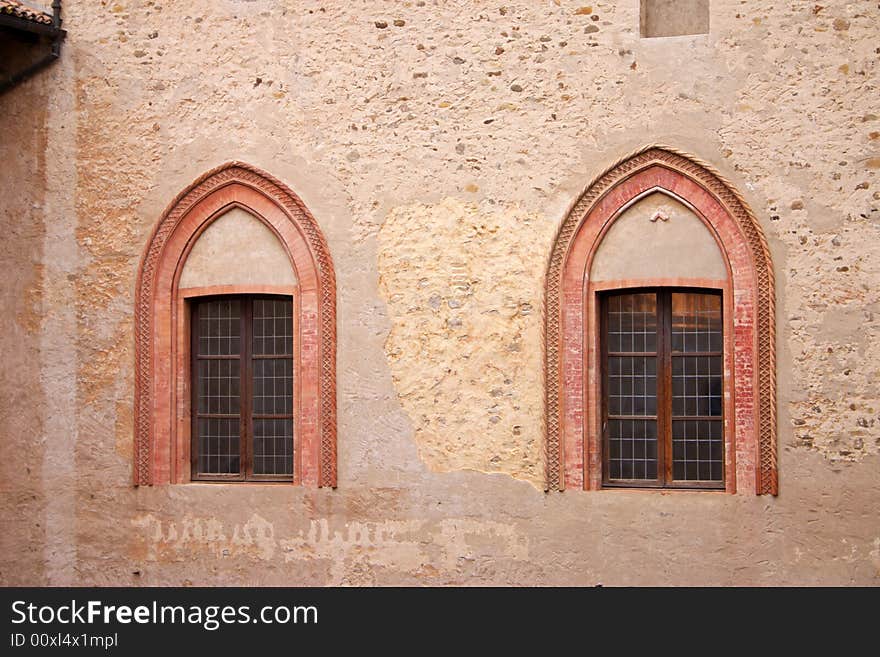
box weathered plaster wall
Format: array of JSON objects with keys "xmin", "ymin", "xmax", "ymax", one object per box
[
  {"xmin": 0, "ymin": 57, "xmax": 48, "ymax": 586},
  {"xmin": 179, "ymin": 207, "xmax": 297, "ymax": 288},
  {"xmin": 590, "ymin": 193, "xmax": 727, "ymax": 281},
  {"xmin": 0, "ymin": 0, "xmax": 878, "ymax": 585}
]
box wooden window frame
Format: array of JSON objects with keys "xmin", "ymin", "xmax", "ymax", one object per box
[
  {"xmin": 190, "ymin": 294, "xmax": 298, "ymax": 483},
  {"xmin": 600, "ymin": 287, "xmax": 724, "ymax": 490}
]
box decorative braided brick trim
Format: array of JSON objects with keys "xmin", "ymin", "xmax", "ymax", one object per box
[
  {"xmin": 134, "ymin": 162, "xmax": 337, "ymax": 487},
  {"xmin": 544, "ymin": 146, "xmax": 776, "ymax": 494}
]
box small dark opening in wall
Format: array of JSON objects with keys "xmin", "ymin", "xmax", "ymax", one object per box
[{"xmin": 640, "ymin": 0, "xmax": 709, "ymax": 38}]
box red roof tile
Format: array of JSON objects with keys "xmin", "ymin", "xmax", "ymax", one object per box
[{"xmin": 0, "ymin": 0, "xmax": 52, "ymax": 26}]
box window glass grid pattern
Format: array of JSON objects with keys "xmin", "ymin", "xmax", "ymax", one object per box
[
  {"xmin": 194, "ymin": 299, "xmax": 243, "ymax": 479},
  {"xmin": 251, "ymin": 298, "xmax": 294, "ymax": 477},
  {"xmin": 672, "ymin": 292, "xmax": 721, "ymax": 353},
  {"xmin": 192, "ymin": 296, "xmax": 294, "ymax": 481},
  {"xmin": 606, "ymin": 293, "xmax": 658, "ymax": 481},
  {"xmin": 608, "ymin": 419, "xmax": 658, "ymax": 480},
  {"xmin": 253, "ymin": 359, "xmax": 293, "ymax": 415},
  {"xmin": 197, "ymin": 359, "xmax": 240, "ymax": 415},
  {"xmin": 197, "ymin": 417, "xmax": 240, "ymax": 475},
  {"xmin": 672, "ymin": 356, "xmax": 722, "ymax": 417},
  {"xmin": 603, "ymin": 289, "xmax": 724, "ymax": 488},
  {"xmin": 672, "ymin": 420, "xmax": 723, "ymax": 481},
  {"xmin": 254, "ymin": 418, "xmax": 293, "ymax": 476},
  {"xmin": 198, "ymin": 299, "xmax": 240, "ymax": 356},
  {"xmin": 608, "ymin": 356, "xmax": 657, "ymax": 416},
  {"xmin": 253, "ymin": 299, "xmax": 293, "ymax": 356},
  {"xmin": 670, "ymin": 292, "xmax": 723, "ymax": 483},
  {"xmin": 607, "ymin": 293, "xmax": 657, "ymax": 353}
]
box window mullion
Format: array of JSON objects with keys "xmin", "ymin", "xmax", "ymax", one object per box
[{"xmin": 658, "ymin": 290, "xmax": 673, "ymax": 487}]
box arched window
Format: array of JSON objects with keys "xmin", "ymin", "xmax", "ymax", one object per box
[
  {"xmin": 134, "ymin": 162, "xmax": 336, "ymax": 487},
  {"xmin": 545, "ymin": 147, "xmax": 776, "ymax": 495}
]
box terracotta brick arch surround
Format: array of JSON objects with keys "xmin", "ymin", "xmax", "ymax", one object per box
[
  {"xmin": 545, "ymin": 146, "xmax": 777, "ymax": 495},
  {"xmin": 134, "ymin": 162, "xmax": 337, "ymax": 487}
]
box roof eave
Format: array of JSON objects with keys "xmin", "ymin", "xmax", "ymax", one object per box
[{"xmin": 0, "ymin": 12, "xmax": 64, "ymax": 37}]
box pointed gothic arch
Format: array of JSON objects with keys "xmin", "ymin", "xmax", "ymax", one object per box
[
  {"xmin": 545, "ymin": 146, "xmax": 776, "ymax": 494},
  {"xmin": 134, "ymin": 162, "xmax": 337, "ymax": 486}
]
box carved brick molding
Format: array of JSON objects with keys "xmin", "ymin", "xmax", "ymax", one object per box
[
  {"xmin": 545, "ymin": 146, "xmax": 777, "ymax": 495},
  {"xmin": 134, "ymin": 162, "xmax": 337, "ymax": 487}
]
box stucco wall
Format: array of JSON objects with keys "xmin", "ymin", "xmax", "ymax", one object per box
[
  {"xmin": 0, "ymin": 0, "xmax": 878, "ymax": 586},
  {"xmin": 179, "ymin": 207, "xmax": 297, "ymax": 288},
  {"xmin": 589, "ymin": 192, "xmax": 727, "ymax": 281},
  {"xmin": 0, "ymin": 54, "xmax": 49, "ymax": 585}
]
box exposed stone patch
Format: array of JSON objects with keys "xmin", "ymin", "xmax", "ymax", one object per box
[{"xmin": 378, "ymin": 199, "xmax": 554, "ymax": 488}]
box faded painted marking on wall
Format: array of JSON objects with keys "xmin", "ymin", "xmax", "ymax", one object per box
[
  {"xmin": 132, "ymin": 514, "xmax": 529, "ymax": 585},
  {"xmin": 132, "ymin": 514, "xmax": 277, "ymax": 561}
]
